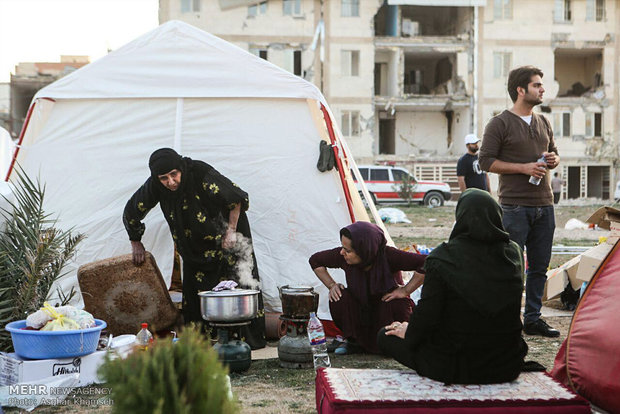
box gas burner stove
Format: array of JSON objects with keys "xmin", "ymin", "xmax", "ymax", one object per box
[
  {"xmin": 211, "ymin": 320, "xmax": 252, "ymax": 373},
  {"xmin": 277, "ymin": 315, "xmax": 313, "ymax": 369}
]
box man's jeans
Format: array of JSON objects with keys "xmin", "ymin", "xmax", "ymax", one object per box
[{"xmin": 501, "ymin": 205, "xmax": 555, "ymax": 325}]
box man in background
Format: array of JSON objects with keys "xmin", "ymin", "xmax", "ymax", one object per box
[
  {"xmin": 551, "ymin": 172, "xmax": 564, "ymax": 204},
  {"xmin": 457, "ymin": 134, "xmax": 490, "ymax": 193}
]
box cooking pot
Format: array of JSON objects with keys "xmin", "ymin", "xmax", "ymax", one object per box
[
  {"xmin": 279, "ymin": 285, "xmax": 319, "ymax": 318},
  {"xmin": 198, "ymin": 289, "xmax": 259, "ymax": 322}
]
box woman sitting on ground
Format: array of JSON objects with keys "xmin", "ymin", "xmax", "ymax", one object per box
[
  {"xmin": 309, "ymin": 221, "xmax": 426, "ymax": 355},
  {"xmin": 378, "ymin": 188, "xmax": 528, "ymax": 384}
]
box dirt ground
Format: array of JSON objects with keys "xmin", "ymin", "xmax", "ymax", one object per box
[{"xmin": 7, "ymin": 202, "xmax": 607, "ymax": 413}]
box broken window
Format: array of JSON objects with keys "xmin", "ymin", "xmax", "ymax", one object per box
[
  {"xmin": 341, "ymin": 50, "xmax": 360, "ymax": 76},
  {"xmin": 585, "ymin": 112, "xmax": 602, "ymax": 137},
  {"xmin": 248, "ymin": 1, "xmax": 267, "ymax": 16},
  {"xmin": 554, "ymin": 0, "xmax": 572, "ymax": 22},
  {"xmin": 554, "ymin": 112, "xmax": 571, "ymax": 137},
  {"xmin": 283, "ymin": 0, "xmax": 301, "ymax": 16},
  {"xmin": 341, "ymin": 111, "xmax": 361, "ymax": 137},
  {"xmin": 493, "ymin": 52, "xmax": 512, "ymax": 79},
  {"xmin": 342, "ymin": 0, "xmax": 359, "ymax": 17},
  {"xmin": 404, "ymin": 52, "xmax": 454, "ymax": 95},
  {"xmin": 586, "ymin": 0, "xmax": 605, "ymax": 21},
  {"xmin": 181, "ymin": 0, "xmax": 200, "ymax": 13},
  {"xmin": 494, "ymin": 0, "xmax": 513, "ymax": 20},
  {"xmin": 554, "ymin": 49, "xmax": 602, "ymax": 96}
]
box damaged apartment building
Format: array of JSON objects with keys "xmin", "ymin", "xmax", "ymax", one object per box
[{"xmin": 161, "ymin": 0, "xmax": 620, "ymax": 200}]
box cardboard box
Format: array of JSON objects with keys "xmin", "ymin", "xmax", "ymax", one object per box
[
  {"xmin": 545, "ymin": 255, "xmax": 582, "ymax": 300},
  {"xmin": 606, "ymin": 222, "xmax": 620, "ymax": 245},
  {"xmin": 0, "ymin": 350, "xmax": 107, "ymax": 387},
  {"xmin": 586, "ymin": 206, "xmax": 620, "ymax": 230},
  {"xmin": 576, "ymin": 243, "xmax": 614, "ymax": 283}
]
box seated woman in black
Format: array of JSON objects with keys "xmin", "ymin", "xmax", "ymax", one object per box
[{"xmin": 378, "ymin": 188, "xmax": 528, "ymax": 384}]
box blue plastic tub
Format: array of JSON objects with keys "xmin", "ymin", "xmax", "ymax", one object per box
[{"xmin": 5, "ymin": 319, "xmax": 107, "ymax": 359}]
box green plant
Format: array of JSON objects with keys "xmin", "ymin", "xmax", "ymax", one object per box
[
  {"xmin": 393, "ymin": 174, "xmax": 417, "ymax": 206},
  {"xmin": 0, "ymin": 167, "xmax": 84, "ymax": 351},
  {"xmin": 100, "ymin": 326, "xmax": 238, "ymax": 414}
]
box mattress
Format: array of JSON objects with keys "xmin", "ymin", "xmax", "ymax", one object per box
[{"xmin": 316, "ymin": 368, "xmax": 590, "ymax": 413}]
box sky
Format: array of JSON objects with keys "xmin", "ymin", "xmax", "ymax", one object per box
[{"xmin": 0, "ymin": 0, "xmax": 159, "ymax": 83}]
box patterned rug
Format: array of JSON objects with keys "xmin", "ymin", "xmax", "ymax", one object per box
[{"xmin": 324, "ymin": 369, "xmax": 577, "ymax": 402}]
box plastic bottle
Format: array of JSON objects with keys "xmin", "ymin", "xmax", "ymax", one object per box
[
  {"xmin": 307, "ymin": 312, "xmax": 331, "ymax": 369},
  {"xmin": 529, "ymin": 154, "xmax": 547, "ymax": 185},
  {"xmin": 135, "ymin": 323, "xmax": 154, "ymax": 351}
]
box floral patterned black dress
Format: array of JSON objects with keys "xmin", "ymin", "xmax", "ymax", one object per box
[{"xmin": 123, "ymin": 158, "xmax": 266, "ymax": 349}]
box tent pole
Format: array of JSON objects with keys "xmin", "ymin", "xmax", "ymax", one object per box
[
  {"xmin": 5, "ymin": 98, "xmax": 44, "ymax": 181},
  {"xmin": 320, "ymin": 103, "xmax": 355, "ymax": 222}
]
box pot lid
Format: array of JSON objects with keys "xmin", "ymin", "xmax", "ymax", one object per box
[
  {"xmin": 280, "ymin": 285, "xmax": 314, "ymax": 293},
  {"xmin": 198, "ymin": 289, "xmax": 259, "ymax": 297}
]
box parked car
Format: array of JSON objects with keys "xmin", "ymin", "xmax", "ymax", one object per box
[{"xmin": 352, "ymin": 165, "xmax": 452, "ymax": 207}]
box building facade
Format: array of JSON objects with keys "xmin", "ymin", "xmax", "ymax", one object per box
[{"xmin": 160, "ymin": 0, "xmax": 620, "ymax": 200}]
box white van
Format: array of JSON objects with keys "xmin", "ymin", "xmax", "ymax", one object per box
[{"xmin": 353, "ymin": 165, "xmax": 452, "ymax": 207}]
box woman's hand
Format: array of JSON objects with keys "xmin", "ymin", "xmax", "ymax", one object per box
[
  {"xmin": 131, "ymin": 240, "xmax": 146, "ymax": 266},
  {"xmin": 329, "ymin": 283, "xmax": 344, "ymax": 302},
  {"xmin": 382, "ymin": 286, "xmax": 410, "ymax": 302},
  {"xmin": 384, "ymin": 321, "xmax": 408, "ymax": 339},
  {"xmin": 222, "ymin": 228, "xmax": 237, "ymax": 249}
]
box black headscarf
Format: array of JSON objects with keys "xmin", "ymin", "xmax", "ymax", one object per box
[
  {"xmin": 423, "ymin": 189, "xmax": 524, "ymax": 316},
  {"xmin": 148, "ymin": 148, "xmax": 187, "ymax": 197},
  {"xmin": 340, "ymin": 222, "xmax": 397, "ymax": 305}
]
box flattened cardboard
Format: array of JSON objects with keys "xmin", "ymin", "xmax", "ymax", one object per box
[
  {"xmin": 586, "ymin": 206, "xmax": 620, "ymax": 230},
  {"xmin": 545, "ymin": 255, "xmax": 581, "ymax": 300},
  {"xmin": 576, "ymin": 243, "xmax": 613, "ymax": 283}
]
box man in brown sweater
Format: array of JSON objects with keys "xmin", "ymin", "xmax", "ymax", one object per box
[{"xmin": 479, "ymin": 66, "xmax": 560, "ymax": 338}]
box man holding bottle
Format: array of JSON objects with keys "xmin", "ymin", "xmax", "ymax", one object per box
[{"xmin": 479, "ymin": 66, "xmax": 560, "ymax": 338}]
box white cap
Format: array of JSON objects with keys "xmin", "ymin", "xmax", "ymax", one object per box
[{"xmin": 464, "ymin": 133, "xmax": 480, "ymax": 145}]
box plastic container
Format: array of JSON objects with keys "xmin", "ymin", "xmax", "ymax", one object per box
[
  {"xmin": 529, "ymin": 155, "xmax": 547, "ymax": 185},
  {"xmin": 307, "ymin": 312, "xmax": 330, "ymax": 370},
  {"xmin": 5, "ymin": 319, "xmax": 106, "ymax": 359},
  {"xmin": 135, "ymin": 323, "xmax": 154, "ymax": 351}
]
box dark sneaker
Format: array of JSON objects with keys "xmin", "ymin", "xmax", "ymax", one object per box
[{"xmin": 523, "ymin": 319, "xmax": 560, "ymax": 338}]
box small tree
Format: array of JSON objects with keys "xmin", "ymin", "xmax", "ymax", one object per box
[
  {"xmin": 100, "ymin": 326, "xmax": 238, "ymax": 414},
  {"xmin": 393, "ymin": 174, "xmax": 417, "ymax": 206},
  {"xmin": 0, "ymin": 167, "xmax": 84, "ymax": 351}
]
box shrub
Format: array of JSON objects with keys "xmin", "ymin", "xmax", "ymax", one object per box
[
  {"xmin": 100, "ymin": 326, "xmax": 238, "ymax": 414},
  {"xmin": 0, "ymin": 167, "xmax": 84, "ymax": 351}
]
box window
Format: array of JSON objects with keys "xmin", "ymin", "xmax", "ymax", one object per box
[
  {"xmin": 392, "ymin": 169, "xmax": 414, "ymax": 183},
  {"xmin": 370, "ymin": 169, "xmax": 389, "ymax": 181},
  {"xmin": 341, "ymin": 111, "xmax": 360, "ymax": 137},
  {"xmin": 585, "ymin": 112, "xmax": 602, "ymax": 137},
  {"xmin": 248, "ymin": 1, "xmax": 267, "ymax": 17},
  {"xmin": 493, "ymin": 52, "xmax": 512, "ymax": 79},
  {"xmin": 341, "ymin": 0, "xmax": 359, "ymax": 17},
  {"xmin": 586, "ymin": 0, "xmax": 605, "ymax": 21},
  {"xmin": 353, "ymin": 168, "xmax": 369, "ymax": 180},
  {"xmin": 554, "ymin": 112, "xmax": 571, "ymax": 137},
  {"xmin": 250, "ymin": 48, "xmax": 268, "ymax": 60},
  {"xmin": 341, "ymin": 50, "xmax": 360, "ymax": 76},
  {"xmin": 554, "ymin": 0, "xmax": 572, "ymax": 22},
  {"xmin": 283, "ymin": 0, "xmax": 301, "ymax": 16},
  {"xmin": 293, "ymin": 50, "xmax": 302, "ymax": 76},
  {"xmin": 493, "ymin": 0, "xmax": 512, "ymax": 20},
  {"xmin": 181, "ymin": 0, "xmax": 200, "ymax": 13}
]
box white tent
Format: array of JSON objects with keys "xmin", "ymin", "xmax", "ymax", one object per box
[{"xmin": 10, "ymin": 21, "xmax": 385, "ymax": 319}]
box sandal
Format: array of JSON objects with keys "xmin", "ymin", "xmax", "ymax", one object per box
[
  {"xmin": 334, "ymin": 341, "xmax": 361, "ymax": 355},
  {"xmin": 327, "ymin": 337, "xmax": 345, "ymax": 353}
]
